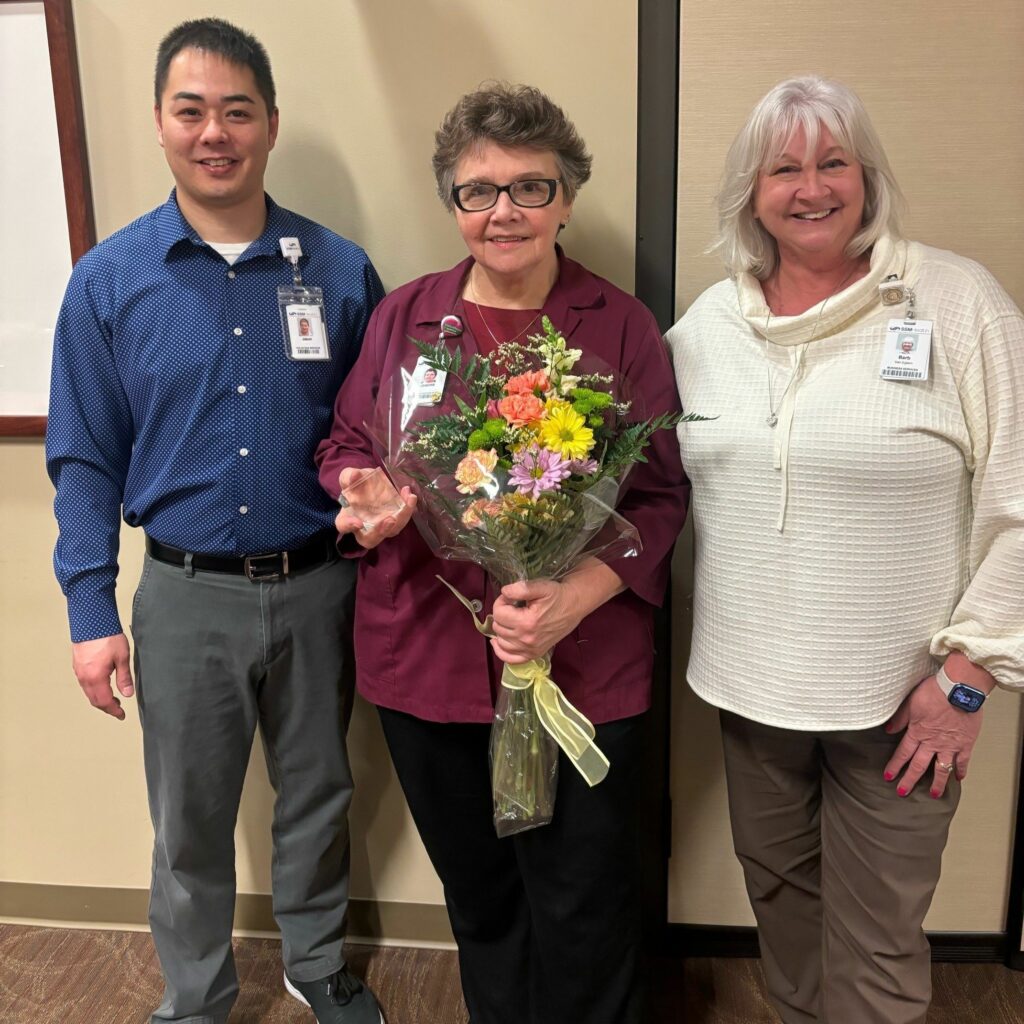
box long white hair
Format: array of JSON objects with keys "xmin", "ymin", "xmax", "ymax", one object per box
[{"xmin": 711, "ymin": 75, "xmax": 905, "ymax": 278}]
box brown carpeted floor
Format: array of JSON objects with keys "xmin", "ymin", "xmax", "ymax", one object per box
[
  {"xmin": 649, "ymin": 952, "xmax": 1024, "ymax": 1023},
  {"xmin": 1, "ymin": 924, "xmax": 1022, "ymax": 1023}
]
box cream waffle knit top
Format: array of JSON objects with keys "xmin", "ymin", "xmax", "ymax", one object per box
[{"xmin": 667, "ymin": 235, "xmax": 1024, "ymax": 730}]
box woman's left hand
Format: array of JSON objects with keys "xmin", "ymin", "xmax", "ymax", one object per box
[
  {"xmin": 883, "ymin": 676, "xmax": 985, "ymax": 798},
  {"xmin": 490, "ymin": 579, "xmax": 583, "ymax": 664},
  {"xmin": 490, "ymin": 561, "xmax": 626, "ymax": 664}
]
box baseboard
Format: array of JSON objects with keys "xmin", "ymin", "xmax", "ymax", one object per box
[
  {"xmin": 664, "ymin": 924, "xmax": 761, "ymax": 958},
  {"xmin": 0, "ymin": 882, "xmax": 454, "ymax": 946},
  {"xmin": 928, "ymin": 931, "xmax": 1013, "ymax": 963},
  {"xmin": 665, "ymin": 924, "xmax": 1013, "ymax": 963},
  {"xmin": 3, "ymin": 884, "xmax": 1015, "ymax": 964}
]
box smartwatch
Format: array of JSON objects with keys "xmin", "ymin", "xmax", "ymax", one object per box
[{"xmin": 935, "ymin": 665, "xmax": 988, "ymax": 713}]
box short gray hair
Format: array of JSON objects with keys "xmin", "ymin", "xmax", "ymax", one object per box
[
  {"xmin": 433, "ymin": 83, "xmax": 592, "ymax": 211},
  {"xmin": 712, "ymin": 76, "xmax": 905, "ymax": 278}
]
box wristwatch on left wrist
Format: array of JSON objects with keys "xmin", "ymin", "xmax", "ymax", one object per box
[{"xmin": 935, "ymin": 664, "xmax": 988, "ymax": 713}]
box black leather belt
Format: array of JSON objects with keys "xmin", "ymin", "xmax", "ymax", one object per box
[{"xmin": 145, "ymin": 532, "xmax": 337, "ymax": 582}]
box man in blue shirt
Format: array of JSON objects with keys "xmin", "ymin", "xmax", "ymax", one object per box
[{"xmin": 46, "ymin": 19, "xmax": 384, "ymax": 1024}]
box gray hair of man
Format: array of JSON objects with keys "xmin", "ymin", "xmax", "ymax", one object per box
[
  {"xmin": 712, "ymin": 75, "xmax": 905, "ymax": 279},
  {"xmin": 433, "ymin": 82, "xmax": 592, "ymax": 212}
]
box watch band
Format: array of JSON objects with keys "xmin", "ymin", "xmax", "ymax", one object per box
[
  {"xmin": 935, "ymin": 664, "xmax": 957, "ymax": 696},
  {"xmin": 935, "ymin": 664, "xmax": 988, "ymax": 713}
]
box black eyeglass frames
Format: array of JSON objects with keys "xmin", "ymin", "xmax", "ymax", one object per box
[{"xmin": 451, "ymin": 178, "xmax": 561, "ymax": 212}]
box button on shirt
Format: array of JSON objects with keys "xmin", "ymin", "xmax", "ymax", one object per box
[{"xmin": 46, "ymin": 192, "xmax": 384, "ymax": 642}]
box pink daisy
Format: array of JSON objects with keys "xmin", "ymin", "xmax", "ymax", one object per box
[{"xmin": 509, "ymin": 445, "xmax": 573, "ymax": 499}]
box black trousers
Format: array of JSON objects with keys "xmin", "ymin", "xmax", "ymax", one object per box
[{"xmin": 378, "ymin": 707, "xmax": 647, "ymax": 1024}]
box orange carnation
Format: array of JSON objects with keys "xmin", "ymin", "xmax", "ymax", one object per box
[
  {"xmin": 504, "ymin": 370, "xmax": 550, "ymax": 396},
  {"xmin": 497, "ymin": 392, "xmax": 545, "ymax": 426},
  {"xmin": 455, "ymin": 448, "xmax": 499, "ymax": 494},
  {"xmin": 462, "ymin": 498, "xmax": 503, "ymax": 528}
]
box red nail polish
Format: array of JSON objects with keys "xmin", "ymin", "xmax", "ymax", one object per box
[
  {"xmin": 883, "ymin": 771, "xmax": 894, "ymax": 781},
  {"xmin": 897, "ymin": 787, "xmax": 907, "ymax": 797}
]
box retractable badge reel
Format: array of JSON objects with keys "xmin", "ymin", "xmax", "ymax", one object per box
[
  {"xmin": 278, "ymin": 237, "xmax": 330, "ymax": 360},
  {"xmin": 879, "ymin": 275, "xmax": 933, "ymax": 381}
]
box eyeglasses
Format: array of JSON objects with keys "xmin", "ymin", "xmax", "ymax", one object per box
[{"xmin": 451, "ymin": 178, "xmax": 561, "ymax": 213}]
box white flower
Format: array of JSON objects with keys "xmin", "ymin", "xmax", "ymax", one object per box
[
  {"xmin": 540, "ymin": 340, "xmax": 582, "ymax": 381},
  {"xmin": 556, "ymin": 374, "xmax": 581, "ymax": 395}
]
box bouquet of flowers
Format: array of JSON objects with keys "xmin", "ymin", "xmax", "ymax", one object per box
[{"xmin": 372, "ymin": 317, "xmax": 707, "ymax": 835}]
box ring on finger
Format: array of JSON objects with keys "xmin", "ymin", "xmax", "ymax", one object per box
[{"xmin": 936, "ymin": 760, "xmax": 955, "ymax": 773}]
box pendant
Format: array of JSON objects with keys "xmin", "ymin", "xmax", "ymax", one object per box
[{"xmin": 766, "ymin": 413, "xmax": 778, "ymax": 427}]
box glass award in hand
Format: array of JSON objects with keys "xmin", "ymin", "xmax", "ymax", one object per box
[{"xmin": 339, "ymin": 467, "xmax": 406, "ymax": 529}]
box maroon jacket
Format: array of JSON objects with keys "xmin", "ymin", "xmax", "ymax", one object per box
[{"xmin": 316, "ymin": 249, "xmax": 689, "ymax": 723}]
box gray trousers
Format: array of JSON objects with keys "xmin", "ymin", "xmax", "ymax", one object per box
[
  {"xmin": 720, "ymin": 710, "xmax": 960, "ymax": 1024},
  {"xmin": 132, "ymin": 553, "xmax": 357, "ymax": 1024}
]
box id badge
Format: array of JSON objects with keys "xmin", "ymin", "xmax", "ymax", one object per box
[
  {"xmin": 880, "ymin": 319, "xmax": 932, "ymax": 381},
  {"xmin": 399, "ymin": 356, "xmax": 448, "ymax": 428},
  {"xmin": 278, "ymin": 286, "xmax": 330, "ymax": 361}
]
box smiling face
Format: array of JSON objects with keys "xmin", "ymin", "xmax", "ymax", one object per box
[
  {"xmin": 154, "ymin": 48, "xmax": 278, "ymax": 227},
  {"xmin": 453, "ymin": 142, "xmax": 573, "ymax": 298},
  {"xmin": 753, "ymin": 123, "xmax": 865, "ymax": 270}
]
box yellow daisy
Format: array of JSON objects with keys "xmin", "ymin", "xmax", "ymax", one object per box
[
  {"xmin": 545, "ymin": 397, "xmax": 572, "ymax": 414},
  {"xmin": 539, "ymin": 403, "xmax": 595, "ymax": 460}
]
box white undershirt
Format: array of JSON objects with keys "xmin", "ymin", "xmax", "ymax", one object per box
[{"xmin": 205, "ymin": 240, "xmax": 252, "ymax": 266}]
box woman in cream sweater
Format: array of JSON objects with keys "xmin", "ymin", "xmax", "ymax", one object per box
[{"xmin": 667, "ymin": 76, "xmax": 1023, "ymax": 1024}]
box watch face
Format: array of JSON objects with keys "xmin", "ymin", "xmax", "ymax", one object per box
[{"xmin": 948, "ymin": 684, "xmax": 986, "ymax": 713}]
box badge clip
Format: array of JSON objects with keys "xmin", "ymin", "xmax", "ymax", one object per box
[
  {"xmin": 280, "ymin": 237, "xmax": 304, "ymax": 287},
  {"xmin": 879, "ymin": 275, "xmax": 906, "ymax": 306}
]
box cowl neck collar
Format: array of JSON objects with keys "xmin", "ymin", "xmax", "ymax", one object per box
[{"xmin": 737, "ymin": 234, "xmax": 909, "ymax": 346}]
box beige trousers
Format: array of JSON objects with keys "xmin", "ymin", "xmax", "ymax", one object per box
[{"xmin": 720, "ymin": 710, "xmax": 960, "ymax": 1024}]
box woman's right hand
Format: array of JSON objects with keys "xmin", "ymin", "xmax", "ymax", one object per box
[{"xmin": 334, "ymin": 467, "xmax": 418, "ymax": 549}]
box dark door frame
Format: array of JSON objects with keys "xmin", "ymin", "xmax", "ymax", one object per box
[{"xmin": 632, "ymin": 0, "xmax": 680, "ymax": 947}]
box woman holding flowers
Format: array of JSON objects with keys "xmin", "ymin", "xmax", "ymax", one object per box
[
  {"xmin": 316, "ymin": 83, "xmax": 687, "ymax": 1024},
  {"xmin": 668, "ymin": 76, "xmax": 1024, "ymax": 1023}
]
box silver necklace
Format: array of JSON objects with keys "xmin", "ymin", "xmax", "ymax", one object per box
[
  {"xmin": 467, "ymin": 272, "xmax": 543, "ymax": 347},
  {"xmin": 763, "ymin": 264, "xmax": 860, "ymax": 427}
]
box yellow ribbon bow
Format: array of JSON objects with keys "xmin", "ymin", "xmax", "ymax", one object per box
[
  {"xmin": 436, "ymin": 575, "xmax": 610, "ymax": 787},
  {"xmin": 500, "ymin": 658, "xmax": 609, "ymax": 787}
]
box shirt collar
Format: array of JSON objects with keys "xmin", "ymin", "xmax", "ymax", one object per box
[
  {"xmin": 157, "ymin": 190, "xmax": 291, "ymax": 263},
  {"xmin": 156, "ymin": 191, "xmax": 198, "ymax": 255},
  {"xmin": 738, "ymin": 234, "xmax": 909, "ymax": 347},
  {"xmin": 412, "ymin": 245, "xmax": 605, "ymax": 341}
]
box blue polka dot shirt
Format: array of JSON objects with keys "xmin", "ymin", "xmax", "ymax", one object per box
[{"xmin": 46, "ymin": 192, "xmax": 384, "ymax": 642}]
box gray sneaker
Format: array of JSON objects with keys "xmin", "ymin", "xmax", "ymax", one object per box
[{"xmin": 284, "ymin": 967, "xmax": 384, "ymax": 1024}]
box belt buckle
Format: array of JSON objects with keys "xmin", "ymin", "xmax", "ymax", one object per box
[{"xmin": 244, "ymin": 551, "xmax": 288, "ymax": 582}]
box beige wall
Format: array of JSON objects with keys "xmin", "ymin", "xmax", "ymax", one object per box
[
  {"xmin": 0, "ymin": 0, "xmax": 637, "ymax": 923},
  {"xmin": 2, "ymin": 0, "xmax": 1021, "ymax": 944},
  {"xmin": 670, "ymin": 0, "xmax": 1024, "ymax": 930}
]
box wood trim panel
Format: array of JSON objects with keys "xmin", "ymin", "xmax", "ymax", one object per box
[{"xmin": 0, "ymin": 0, "xmax": 95, "ymax": 438}]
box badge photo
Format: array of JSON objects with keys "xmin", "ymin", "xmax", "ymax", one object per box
[
  {"xmin": 283, "ymin": 300, "xmax": 330, "ymax": 361},
  {"xmin": 400, "ymin": 356, "xmax": 449, "ymax": 428},
  {"xmin": 880, "ymin": 319, "xmax": 932, "ymax": 381}
]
